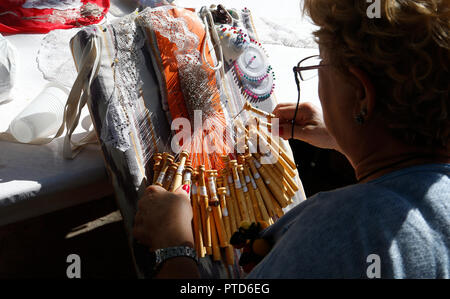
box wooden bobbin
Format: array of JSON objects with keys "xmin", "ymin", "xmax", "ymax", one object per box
[
  {"xmin": 243, "ymin": 164, "xmax": 270, "ymax": 222},
  {"xmin": 210, "ymin": 216, "xmax": 222, "ymax": 262},
  {"xmin": 253, "ymin": 154, "xmax": 295, "ymax": 202},
  {"xmin": 230, "ymin": 160, "xmax": 250, "ymax": 223},
  {"xmin": 219, "ymin": 169, "xmax": 238, "ymax": 235},
  {"xmin": 163, "ymin": 162, "xmax": 178, "ymax": 190},
  {"xmin": 256, "ymin": 157, "xmax": 295, "ymax": 198},
  {"xmin": 248, "ymin": 115, "xmax": 297, "ymax": 171},
  {"xmin": 154, "ymin": 153, "xmax": 174, "ymax": 187},
  {"xmin": 252, "ymin": 130, "xmax": 296, "ymax": 178},
  {"xmin": 183, "ymin": 160, "xmax": 193, "ymax": 185},
  {"xmin": 255, "ymin": 152, "xmax": 299, "ymax": 193},
  {"xmin": 152, "ymin": 153, "xmax": 163, "ymax": 184},
  {"xmin": 225, "ymin": 245, "xmax": 235, "ymax": 267},
  {"xmin": 217, "ymin": 187, "xmax": 232, "ymax": 243},
  {"xmin": 243, "ymin": 101, "xmax": 275, "ymax": 120},
  {"xmin": 206, "ymin": 170, "xmax": 228, "ymax": 248},
  {"xmin": 170, "ymin": 151, "xmax": 189, "ymax": 191},
  {"xmin": 191, "ymin": 178, "xmax": 205, "ymax": 258},
  {"xmin": 237, "ymin": 164, "xmax": 256, "ymax": 223},
  {"xmin": 220, "ymin": 157, "xmax": 242, "ymax": 227},
  {"xmin": 271, "ymin": 194, "xmax": 285, "ymax": 219},
  {"xmin": 260, "ymin": 129, "xmax": 297, "ymax": 171},
  {"xmin": 244, "ymin": 155, "xmax": 277, "ymax": 218},
  {"xmin": 247, "ymin": 155, "xmax": 290, "ymax": 208},
  {"xmin": 198, "ymin": 165, "xmax": 212, "ymax": 253},
  {"xmin": 241, "ymin": 164, "xmax": 264, "ymax": 222}
]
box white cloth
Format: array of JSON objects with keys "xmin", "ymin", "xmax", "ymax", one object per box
[{"xmin": 0, "ymin": 34, "xmax": 17, "ymax": 103}]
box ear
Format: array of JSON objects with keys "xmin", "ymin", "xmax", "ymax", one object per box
[{"xmin": 348, "ymin": 67, "xmax": 376, "ymax": 120}]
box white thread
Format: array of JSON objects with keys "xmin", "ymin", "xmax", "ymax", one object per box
[
  {"xmin": 250, "ymin": 177, "xmax": 257, "ymax": 190},
  {"xmin": 222, "ymin": 208, "xmax": 229, "ymax": 217},
  {"xmin": 208, "ymin": 178, "xmax": 217, "ymax": 195},
  {"xmin": 200, "ymin": 186, "xmax": 208, "ymax": 196},
  {"xmin": 156, "ymin": 171, "xmax": 166, "ymax": 185},
  {"xmin": 235, "ymin": 179, "xmax": 242, "ymax": 189},
  {"xmin": 183, "ymin": 171, "xmax": 191, "ymax": 182},
  {"xmin": 177, "ymin": 166, "xmax": 184, "ymax": 175}
]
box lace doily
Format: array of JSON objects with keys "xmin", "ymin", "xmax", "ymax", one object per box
[{"xmin": 37, "ymin": 28, "xmax": 81, "ymax": 88}]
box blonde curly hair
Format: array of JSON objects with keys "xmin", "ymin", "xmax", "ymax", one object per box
[{"xmin": 303, "ymin": 0, "xmax": 449, "ymax": 149}]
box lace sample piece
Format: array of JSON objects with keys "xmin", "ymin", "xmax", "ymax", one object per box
[
  {"xmin": 23, "ymin": 3, "xmax": 104, "ymax": 25},
  {"xmin": 99, "ymin": 14, "xmax": 147, "ymax": 152},
  {"xmin": 37, "ymin": 28, "xmax": 80, "ymax": 87},
  {"xmin": 22, "ymin": 0, "xmax": 83, "ymax": 10}
]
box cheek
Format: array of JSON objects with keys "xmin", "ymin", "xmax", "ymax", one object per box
[{"xmin": 318, "ymin": 70, "xmax": 333, "ymax": 127}]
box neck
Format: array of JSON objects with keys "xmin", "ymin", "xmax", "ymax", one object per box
[{"xmin": 352, "ymin": 141, "xmax": 449, "ymax": 183}]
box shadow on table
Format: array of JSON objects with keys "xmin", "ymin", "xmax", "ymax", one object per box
[{"xmin": 0, "ymin": 195, "xmax": 136, "ymax": 278}]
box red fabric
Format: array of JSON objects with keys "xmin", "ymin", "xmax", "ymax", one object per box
[{"xmin": 0, "ymin": 0, "xmax": 110, "ymax": 34}]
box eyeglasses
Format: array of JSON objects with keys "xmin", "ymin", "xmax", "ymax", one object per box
[{"xmin": 291, "ymin": 55, "xmax": 326, "ymax": 139}]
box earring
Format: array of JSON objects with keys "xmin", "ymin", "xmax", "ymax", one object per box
[
  {"xmin": 355, "ymin": 114, "xmax": 365, "ymax": 125},
  {"xmin": 355, "ymin": 108, "xmax": 367, "ymax": 125}
]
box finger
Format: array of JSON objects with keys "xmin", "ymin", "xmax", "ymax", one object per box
[
  {"xmin": 173, "ymin": 184, "xmax": 191, "ymax": 200},
  {"xmin": 278, "ymin": 123, "xmax": 294, "ymax": 140},
  {"xmin": 277, "ymin": 123, "xmax": 315, "ymax": 141},
  {"xmin": 146, "ymin": 184, "xmax": 166, "ymax": 195},
  {"xmin": 274, "ymin": 103, "xmax": 318, "ymax": 124},
  {"xmin": 272, "ymin": 103, "xmax": 298, "ymax": 119},
  {"xmin": 273, "ymin": 105, "xmax": 299, "ymax": 122},
  {"xmin": 273, "ymin": 102, "xmax": 297, "ymax": 112}
]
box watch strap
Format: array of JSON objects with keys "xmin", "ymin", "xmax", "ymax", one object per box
[{"xmin": 154, "ymin": 246, "xmax": 198, "ymax": 269}]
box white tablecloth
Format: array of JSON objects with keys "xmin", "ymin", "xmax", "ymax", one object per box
[{"xmin": 0, "ymin": 0, "xmax": 319, "ymax": 226}]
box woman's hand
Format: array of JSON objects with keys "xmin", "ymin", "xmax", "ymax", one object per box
[
  {"xmin": 273, "ymin": 102, "xmax": 339, "ymax": 151},
  {"xmin": 132, "ymin": 185, "xmax": 194, "ymax": 251}
]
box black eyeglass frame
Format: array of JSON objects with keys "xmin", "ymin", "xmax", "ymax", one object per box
[{"xmin": 291, "ymin": 55, "xmax": 326, "ymax": 140}]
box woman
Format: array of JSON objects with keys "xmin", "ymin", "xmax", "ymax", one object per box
[{"xmin": 132, "ymin": 0, "xmax": 449, "ymax": 278}]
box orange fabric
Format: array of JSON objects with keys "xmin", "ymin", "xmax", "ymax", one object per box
[{"xmin": 149, "ymin": 7, "xmax": 227, "ymax": 170}]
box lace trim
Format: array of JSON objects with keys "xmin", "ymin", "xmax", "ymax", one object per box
[
  {"xmin": 138, "ymin": 6, "xmax": 202, "ymax": 67},
  {"xmin": 100, "ymin": 14, "xmax": 147, "ymax": 152}
]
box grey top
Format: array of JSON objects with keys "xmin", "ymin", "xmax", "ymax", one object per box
[{"xmin": 247, "ymin": 163, "xmax": 450, "ymax": 278}]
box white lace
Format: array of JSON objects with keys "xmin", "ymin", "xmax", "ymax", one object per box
[
  {"xmin": 21, "ymin": 2, "xmax": 103, "ymax": 25},
  {"xmin": 37, "ymin": 28, "xmax": 81, "ymax": 88},
  {"xmin": 22, "ymin": 0, "xmax": 82, "ymax": 10},
  {"xmin": 138, "ymin": 6, "xmax": 202, "ymax": 68},
  {"xmin": 100, "ymin": 14, "xmax": 147, "ymax": 152}
]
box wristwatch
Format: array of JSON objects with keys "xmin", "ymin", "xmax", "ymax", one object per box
[{"xmin": 153, "ymin": 246, "xmax": 198, "ymax": 271}]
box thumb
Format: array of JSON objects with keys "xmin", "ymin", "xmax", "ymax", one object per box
[{"xmin": 174, "ymin": 183, "xmax": 191, "ymax": 199}]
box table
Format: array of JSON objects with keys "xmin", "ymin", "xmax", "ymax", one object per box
[{"xmin": 0, "ymin": 0, "xmax": 320, "ymax": 226}]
